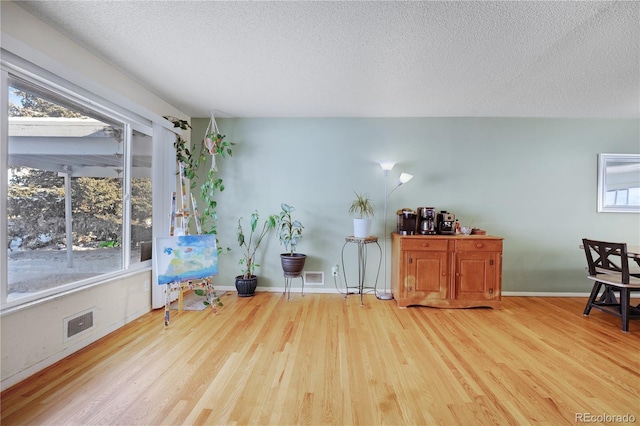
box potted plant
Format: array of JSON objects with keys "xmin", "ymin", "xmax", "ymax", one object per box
[
  {"xmin": 235, "ymin": 211, "xmax": 277, "ymax": 297},
  {"xmin": 349, "ymin": 191, "xmax": 374, "ymax": 238},
  {"xmin": 164, "ymin": 115, "xmax": 234, "ymax": 242},
  {"xmin": 204, "ymin": 131, "xmax": 233, "ymax": 172},
  {"xmin": 276, "ymin": 203, "xmax": 306, "ymax": 277}
]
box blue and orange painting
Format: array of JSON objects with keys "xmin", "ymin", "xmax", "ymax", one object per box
[{"xmin": 155, "ymin": 235, "xmax": 218, "ymax": 285}]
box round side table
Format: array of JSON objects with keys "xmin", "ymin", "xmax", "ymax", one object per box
[{"xmin": 341, "ymin": 236, "xmax": 382, "ymax": 305}]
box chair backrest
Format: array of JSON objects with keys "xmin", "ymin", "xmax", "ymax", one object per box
[{"xmin": 582, "ymin": 238, "xmax": 630, "ymax": 284}]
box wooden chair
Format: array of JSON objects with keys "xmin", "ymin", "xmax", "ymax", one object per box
[{"xmin": 582, "ymin": 239, "xmax": 640, "ymax": 332}]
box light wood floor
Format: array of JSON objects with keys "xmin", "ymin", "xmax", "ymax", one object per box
[{"xmin": 1, "ymin": 293, "xmax": 639, "ymax": 425}]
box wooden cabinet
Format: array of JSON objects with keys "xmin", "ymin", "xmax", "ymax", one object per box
[{"xmin": 391, "ymin": 233, "xmax": 503, "ymax": 309}]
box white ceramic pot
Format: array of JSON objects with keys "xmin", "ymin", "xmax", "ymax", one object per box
[{"xmin": 353, "ymin": 218, "xmax": 372, "ymax": 238}]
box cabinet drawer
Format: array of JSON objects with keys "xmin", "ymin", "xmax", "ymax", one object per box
[
  {"xmin": 402, "ymin": 239, "xmax": 449, "ymax": 251},
  {"xmin": 456, "ymin": 239, "xmax": 502, "ymax": 252}
]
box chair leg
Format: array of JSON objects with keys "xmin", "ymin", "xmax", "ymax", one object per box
[
  {"xmin": 601, "ymin": 285, "xmax": 617, "ymax": 304},
  {"xmin": 620, "ymin": 288, "xmax": 630, "ymax": 333},
  {"xmin": 584, "ymin": 282, "xmax": 602, "ymax": 316}
]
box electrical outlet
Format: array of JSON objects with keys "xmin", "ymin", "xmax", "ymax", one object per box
[
  {"xmin": 144, "ymin": 280, "xmax": 150, "ymax": 291},
  {"xmin": 331, "ymin": 265, "xmax": 339, "ymax": 276}
]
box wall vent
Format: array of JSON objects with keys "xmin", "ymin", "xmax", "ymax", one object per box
[
  {"xmin": 303, "ymin": 271, "xmax": 324, "ymax": 286},
  {"xmin": 64, "ymin": 308, "xmax": 95, "ymax": 341}
]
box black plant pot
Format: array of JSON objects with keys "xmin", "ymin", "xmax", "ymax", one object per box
[
  {"xmin": 235, "ymin": 275, "xmax": 258, "ymax": 297},
  {"xmin": 280, "ymin": 253, "xmax": 307, "ymax": 278}
]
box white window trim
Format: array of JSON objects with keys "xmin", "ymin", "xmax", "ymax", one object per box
[
  {"xmin": 1, "ymin": 68, "xmax": 9, "ymax": 307},
  {"xmin": 1, "ymin": 38, "xmax": 180, "ymax": 313}
]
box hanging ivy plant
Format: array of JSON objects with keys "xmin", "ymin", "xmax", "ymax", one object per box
[
  {"xmin": 164, "ymin": 115, "xmax": 203, "ymax": 183},
  {"xmin": 163, "ymin": 115, "xmax": 234, "ymax": 252}
]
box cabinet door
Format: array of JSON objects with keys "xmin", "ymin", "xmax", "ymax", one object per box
[
  {"xmin": 406, "ymin": 250, "xmax": 449, "ymax": 300},
  {"xmin": 454, "ymin": 251, "xmax": 498, "ymax": 300}
]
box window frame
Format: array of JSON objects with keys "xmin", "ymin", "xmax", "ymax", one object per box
[{"xmin": 1, "ymin": 51, "xmax": 159, "ymax": 312}]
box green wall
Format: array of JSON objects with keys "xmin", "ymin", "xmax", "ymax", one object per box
[{"xmin": 191, "ymin": 117, "xmax": 640, "ymax": 294}]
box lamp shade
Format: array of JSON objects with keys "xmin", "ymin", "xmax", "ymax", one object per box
[
  {"xmin": 398, "ymin": 173, "xmax": 413, "ymax": 184},
  {"xmin": 379, "ymin": 161, "xmax": 397, "ymax": 172}
]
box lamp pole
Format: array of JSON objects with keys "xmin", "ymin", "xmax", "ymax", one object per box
[
  {"xmin": 377, "ymin": 163, "xmax": 414, "ymax": 300},
  {"xmin": 377, "ymin": 167, "xmax": 393, "ymax": 299}
]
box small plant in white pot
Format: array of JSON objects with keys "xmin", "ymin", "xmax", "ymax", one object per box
[{"xmin": 349, "ymin": 191, "xmax": 375, "ymax": 238}]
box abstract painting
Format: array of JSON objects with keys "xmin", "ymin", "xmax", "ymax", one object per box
[{"xmin": 154, "ymin": 234, "xmax": 218, "ymax": 285}]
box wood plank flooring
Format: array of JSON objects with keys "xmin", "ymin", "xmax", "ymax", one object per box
[{"xmin": 1, "ymin": 293, "xmax": 639, "ymax": 425}]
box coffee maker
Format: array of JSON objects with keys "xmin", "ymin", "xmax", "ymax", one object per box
[
  {"xmin": 417, "ymin": 207, "xmax": 436, "ymax": 235},
  {"xmin": 437, "ymin": 210, "xmax": 455, "ymax": 235},
  {"xmin": 396, "ymin": 208, "xmax": 417, "ymax": 235}
]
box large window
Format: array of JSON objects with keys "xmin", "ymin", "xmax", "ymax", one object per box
[{"xmin": 5, "ymin": 73, "xmax": 153, "ymax": 304}]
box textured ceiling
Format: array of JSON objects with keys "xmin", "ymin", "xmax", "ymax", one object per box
[{"xmin": 14, "ymin": 1, "xmax": 640, "ymax": 118}]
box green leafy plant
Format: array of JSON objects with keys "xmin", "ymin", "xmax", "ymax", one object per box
[
  {"xmin": 237, "ymin": 211, "xmax": 278, "ymax": 279},
  {"xmin": 194, "ymin": 287, "xmax": 223, "ymax": 308},
  {"xmin": 348, "ymin": 191, "xmax": 375, "ymax": 218},
  {"xmin": 204, "ymin": 131, "xmax": 234, "ymax": 158},
  {"xmin": 164, "ymin": 116, "xmax": 234, "ymax": 251},
  {"xmin": 164, "ymin": 116, "xmax": 234, "ymax": 306},
  {"xmin": 200, "ymin": 133, "xmax": 234, "ymax": 239},
  {"xmin": 164, "ymin": 116, "xmax": 200, "ymax": 180},
  {"xmin": 276, "ymin": 203, "xmax": 304, "ymax": 255}
]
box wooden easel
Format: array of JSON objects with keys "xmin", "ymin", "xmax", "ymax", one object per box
[
  {"xmin": 169, "ymin": 163, "xmax": 202, "ymax": 237},
  {"xmin": 163, "ymin": 163, "xmax": 217, "ymax": 326}
]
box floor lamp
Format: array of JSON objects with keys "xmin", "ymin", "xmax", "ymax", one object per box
[{"xmin": 377, "ymin": 161, "xmax": 414, "ymax": 300}]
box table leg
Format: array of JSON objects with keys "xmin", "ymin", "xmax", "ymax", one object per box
[{"xmin": 358, "ymin": 242, "xmax": 366, "ymax": 306}]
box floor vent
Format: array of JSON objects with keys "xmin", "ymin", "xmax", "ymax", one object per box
[{"xmin": 64, "ymin": 308, "xmax": 95, "ymax": 341}]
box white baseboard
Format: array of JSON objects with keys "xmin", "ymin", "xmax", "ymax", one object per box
[
  {"xmin": 502, "ymin": 291, "xmax": 590, "ymax": 297},
  {"xmin": 503, "ymin": 291, "xmax": 640, "ymax": 297},
  {"xmin": 215, "ymin": 286, "xmax": 596, "ymax": 298},
  {"xmin": 214, "ymin": 285, "xmax": 342, "ymax": 294}
]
